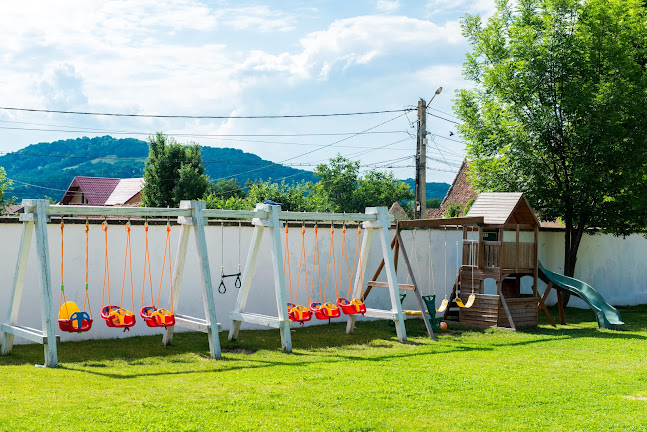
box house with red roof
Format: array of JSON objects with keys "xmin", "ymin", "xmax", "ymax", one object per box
[{"xmin": 59, "ymin": 176, "xmax": 144, "ymax": 206}]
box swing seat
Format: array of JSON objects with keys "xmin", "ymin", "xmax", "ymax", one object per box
[
  {"xmin": 58, "ymin": 301, "xmax": 93, "ymax": 333},
  {"xmin": 140, "ymin": 306, "xmax": 175, "ymax": 328},
  {"xmin": 287, "ymin": 303, "xmax": 312, "ymax": 324},
  {"xmin": 455, "ymin": 294, "xmax": 476, "ymax": 309},
  {"xmin": 436, "ymin": 298, "xmax": 449, "ymax": 313},
  {"xmin": 310, "ymin": 302, "xmax": 340, "ymax": 320},
  {"xmin": 336, "ymin": 297, "xmax": 366, "ymax": 315},
  {"xmin": 101, "ymin": 305, "xmax": 136, "ymax": 329}
]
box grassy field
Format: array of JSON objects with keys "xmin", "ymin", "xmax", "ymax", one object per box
[{"xmin": 1, "ymin": 306, "xmax": 646, "ymax": 432}]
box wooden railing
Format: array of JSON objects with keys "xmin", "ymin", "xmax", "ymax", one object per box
[{"xmin": 463, "ymin": 240, "xmax": 536, "ymax": 270}]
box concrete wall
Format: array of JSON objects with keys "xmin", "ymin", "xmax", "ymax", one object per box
[{"xmin": 2, "ymin": 218, "xmax": 646, "ymax": 344}]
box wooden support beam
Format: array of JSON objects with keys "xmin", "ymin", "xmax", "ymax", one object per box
[
  {"xmin": 395, "ymin": 232, "xmax": 435, "ymax": 340},
  {"xmin": 556, "ymin": 290, "xmax": 566, "ymax": 325},
  {"xmin": 537, "ymin": 282, "xmax": 556, "ymax": 327},
  {"xmin": 499, "ymin": 292, "xmax": 517, "ymax": 331},
  {"xmin": 396, "ymin": 216, "xmax": 484, "ymax": 230},
  {"xmin": 367, "ymin": 281, "xmax": 415, "ymax": 291}
]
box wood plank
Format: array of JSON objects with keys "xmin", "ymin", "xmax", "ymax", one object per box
[
  {"xmin": 367, "ymin": 281, "xmax": 415, "ymax": 291},
  {"xmin": 363, "ymin": 308, "xmax": 398, "ymax": 320},
  {"xmin": 268, "ymin": 204, "xmax": 293, "ymax": 353},
  {"xmin": 1, "ymin": 222, "xmax": 34, "ymax": 356},
  {"xmin": 396, "ymin": 216, "xmax": 484, "ymax": 229},
  {"xmin": 230, "ymin": 312, "xmax": 287, "ymax": 328},
  {"xmin": 279, "ymin": 210, "xmax": 380, "ymax": 223},
  {"xmin": 0, "ymin": 324, "xmax": 60, "ymax": 345},
  {"xmin": 162, "ymin": 224, "xmax": 191, "ymax": 347},
  {"xmin": 499, "ymin": 292, "xmax": 516, "ymax": 331},
  {"xmin": 348, "ymin": 226, "xmax": 374, "ymax": 333},
  {"xmin": 361, "ymin": 233, "xmax": 395, "ymax": 301}
]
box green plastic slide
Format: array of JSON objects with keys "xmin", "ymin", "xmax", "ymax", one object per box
[{"xmin": 538, "ymin": 261, "xmax": 624, "ymax": 330}]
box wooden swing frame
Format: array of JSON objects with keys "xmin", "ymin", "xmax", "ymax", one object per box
[{"xmin": 1, "ymin": 200, "xmax": 405, "ymax": 367}]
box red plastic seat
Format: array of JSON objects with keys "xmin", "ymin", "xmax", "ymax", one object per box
[
  {"xmin": 101, "ymin": 305, "xmax": 136, "ymax": 331},
  {"xmin": 140, "ymin": 306, "xmax": 175, "ymax": 328},
  {"xmin": 310, "ymin": 302, "xmax": 341, "ymax": 320},
  {"xmin": 287, "ymin": 303, "xmax": 312, "ymax": 324},
  {"xmin": 336, "ymin": 297, "xmax": 366, "ymax": 315}
]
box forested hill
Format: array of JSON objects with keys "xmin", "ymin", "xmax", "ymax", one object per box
[{"xmin": 0, "ymin": 136, "xmax": 316, "ymax": 201}]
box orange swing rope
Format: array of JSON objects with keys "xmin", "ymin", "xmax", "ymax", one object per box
[
  {"xmin": 120, "ymin": 222, "xmax": 135, "ymax": 312},
  {"xmin": 309, "ymin": 225, "xmax": 320, "ymax": 308},
  {"xmin": 283, "ymin": 224, "xmax": 293, "ymax": 303},
  {"xmin": 83, "ymin": 221, "xmax": 93, "ymax": 317},
  {"xmin": 158, "ymin": 223, "xmax": 174, "ymax": 312},
  {"xmin": 59, "ymin": 221, "xmax": 70, "ymax": 319},
  {"xmin": 141, "ymin": 222, "xmax": 154, "ymax": 308},
  {"xmin": 324, "ymin": 225, "xmax": 337, "ymax": 303},
  {"xmin": 296, "ymin": 225, "xmax": 308, "ymax": 306},
  {"xmin": 101, "ymin": 221, "xmax": 110, "ymax": 308}
]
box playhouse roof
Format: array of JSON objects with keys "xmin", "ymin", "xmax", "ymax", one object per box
[{"xmin": 466, "ymin": 192, "xmax": 539, "ymax": 228}]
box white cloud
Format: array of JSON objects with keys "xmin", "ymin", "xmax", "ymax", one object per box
[
  {"xmin": 242, "ymin": 15, "xmax": 464, "ymax": 80},
  {"xmin": 376, "ymin": 0, "xmax": 400, "ymax": 12}
]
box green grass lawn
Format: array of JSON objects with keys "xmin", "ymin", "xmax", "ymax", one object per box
[{"xmin": 1, "ymin": 306, "xmax": 646, "ymax": 432}]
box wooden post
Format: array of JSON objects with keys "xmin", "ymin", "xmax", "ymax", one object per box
[
  {"xmin": 395, "ymin": 232, "xmax": 435, "ymax": 340},
  {"xmin": 267, "ymin": 205, "xmax": 292, "ymax": 353},
  {"xmin": 515, "ymin": 225, "xmax": 520, "ymax": 274},
  {"xmin": 33, "ymin": 200, "xmax": 58, "ymax": 367},
  {"xmin": 191, "ymin": 201, "xmax": 221, "ymax": 359},
  {"xmin": 556, "ymin": 290, "xmax": 566, "ymax": 325},
  {"xmin": 376, "ymin": 207, "xmax": 406, "ymax": 342}
]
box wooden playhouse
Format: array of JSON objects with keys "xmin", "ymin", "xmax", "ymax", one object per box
[{"xmin": 447, "ymin": 192, "xmax": 540, "ymax": 330}]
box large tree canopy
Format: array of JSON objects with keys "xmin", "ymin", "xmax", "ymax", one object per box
[
  {"xmin": 455, "ymin": 0, "xmax": 647, "ymax": 277},
  {"xmin": 142, "ymin": 133, "xmax": 209, "ymax": 207}
]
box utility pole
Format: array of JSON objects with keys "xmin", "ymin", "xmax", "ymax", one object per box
[{"xmin": 415, "ymin": 98, "xmax": 427, "ymax": 219}]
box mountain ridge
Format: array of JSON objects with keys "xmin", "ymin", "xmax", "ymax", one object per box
[{"xmin": 0, "ymin": 136, "xmax": 450, "ymax": 202}]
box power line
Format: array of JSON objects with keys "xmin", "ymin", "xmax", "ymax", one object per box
[
  {"xmin": 215, "ymin": 112, "xmax": 410, "ymax": 182},
  {"xmin": 426, "ymin": 112, "xmax": 461, "ymax": 125},
  {"xmin": 0, "ymin": 106, "xmax": 413, "ymax": 119}
]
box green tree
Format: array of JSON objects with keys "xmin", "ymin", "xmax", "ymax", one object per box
[
  {"xmin": 352, "ymin": 170, "xmax": 413, "ymax": 212},
  {"xmin": 208, "ymin": 179, "xmax": 246, "ymax": 199},
  {"xmin": 313, "ymin": 155, "xmax": 359, "ymax": 212},
  {"xmin": 245, "ymin": 180, "xmax": 333, "ymax": 212},
  {"xmin": 142, "ymin": 133, "xmax": 209, "ymax": 207},
  {"xmin": 0, "ymin": 167, "xmax": 14, "ymax": 213},
  {"xmin": 455, "ymin": 0, "xmax": 647, "ymax": 278},
  {"xmin": 426, "ymin": 197, "xmax": 442, "ymax": 209},
  {"xmin": 444, "ymin": 203, "xmax": 463, "ymax": 218}
]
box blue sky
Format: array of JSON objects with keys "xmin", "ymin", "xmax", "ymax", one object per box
[{"xmin": 0, "ymin": 0, "xmax": 495, "ymax": 183}]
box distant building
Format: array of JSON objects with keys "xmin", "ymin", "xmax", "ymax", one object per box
[{"xmin": 59, "ymin": 176, "xmax": 144, "ymax": 206}]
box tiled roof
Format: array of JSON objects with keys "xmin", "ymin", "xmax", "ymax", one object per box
[
  {"xmin": 60, "ymin": 176, "xmax": 120, "ymax": 205},
  {"xmin": 105, "ymin": 178, "xmax": 144, "ymax": 205},
  {"xmin": 388, "ymin": 202, "xmax": 408, "ymax": 221},
  {"xmin": 426, "ymin": 159, "xmax": 477, "ymax": 218}
]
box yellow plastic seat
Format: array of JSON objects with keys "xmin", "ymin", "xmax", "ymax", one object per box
[
  {"xmin": 455, "ymin": 294, "xmax": 476, "ymax": 308},
  {"xmin": 436, "ymin": 298, "xmax": 449, "ymax": 313}
]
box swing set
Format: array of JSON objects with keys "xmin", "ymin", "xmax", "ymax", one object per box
[{"xmin": 2, "ymin": 200, "xmax": 405, "ymax": 367}]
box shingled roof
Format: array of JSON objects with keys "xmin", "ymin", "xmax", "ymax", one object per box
[
  {"xmin": 426, "ymin": 159, "xmax": 477, "ymax": 218},
  {"xmin": 466, "ymin": 192, "xmax": 540, "ymax": 228},
  {"xmin": 60, "ymin": 176, "xmax": 143, "ymax": 206}
]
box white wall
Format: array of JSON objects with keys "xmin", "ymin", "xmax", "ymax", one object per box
[
  {"xmin": 2, "ymin": 219, "xmax": 646, "ymax": 344},
  {"xmin": 0, "ymin": 220, "xmax": 393, "ymax": 344}
]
